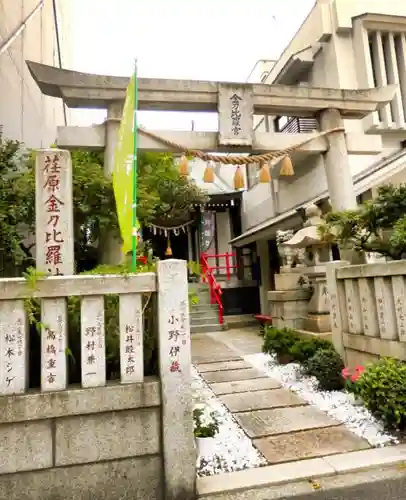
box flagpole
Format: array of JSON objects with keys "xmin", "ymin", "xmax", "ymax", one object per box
[{"xmin": 131, "ymin": 59, "xmax": 138, "ymax": 272}]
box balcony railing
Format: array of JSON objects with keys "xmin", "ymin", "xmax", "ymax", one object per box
[{"xmin": 278, "ymin": 117, "xmax": 319, "ymax": 134}]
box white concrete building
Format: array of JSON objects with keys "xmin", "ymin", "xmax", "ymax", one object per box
[
  {"xmin": 0, "ymin": 0, "xmax": 72, "ymax": 147},
  {"xmin": 233, "ymin": 0, "xmax": 406, "ymax": 248}
]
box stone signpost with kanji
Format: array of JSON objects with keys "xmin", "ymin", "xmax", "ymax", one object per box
[
  {"xmin": 35, "ymin": 149, "xmax": 74, "ymax": 391},
  {"xmin": 35, "ymin": 149, "xmax": 74, "ymax": 276}
]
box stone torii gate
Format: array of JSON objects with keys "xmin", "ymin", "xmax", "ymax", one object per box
[{"xmin": 27, "ymin": 61, "xmax": 395, "ymax": 261}]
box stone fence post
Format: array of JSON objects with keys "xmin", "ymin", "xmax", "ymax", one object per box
[
  {"xmin": 326, "ymin": 260, "xmax": 350, "ymax": 361},
  {"xmin": 157, "ymin": 259, "xmax": 196, "ymax": 500}
]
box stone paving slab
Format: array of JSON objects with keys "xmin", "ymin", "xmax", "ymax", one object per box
[
  {"xmin": 253, "ymin": 425, "xmax": 370, "ymax": 464},
  {"xmin": 210, "ymin": 378, "xmax": 281, "ymax": 396},
  {"xmin": 202, "ymin": 368, "xmax": 264, "ymax": 384},
  {"xmin": 196, "ymin": 359, "xmax": 251, "ymax": 373},
  {"xmin": 219, "ymin": 388, "xmax": 306, "ymax": 413},
  {"xmin": 192, "ymin": 336, "xmax": 239, "ymax": 364},
  {"xmin": 209, "ymin": 328, "xmax": 263, "ymax": 355},
  {"xmin": 235, "ymin": 405, "xmax": 340, "ymax": 438}
]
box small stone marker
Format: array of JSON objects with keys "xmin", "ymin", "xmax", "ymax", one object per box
[
  {"xmin": 41, "ymin": 298, "xmax": 67, "ymax": 391},
  {"xmin": 119, "ymin": 294, "xmax": 143, "ymax": 383},
  {"xmin": 157, "ymin": 259, "xmax": 196, "ymax": 499},
  {"xmin": 81, "ymin": 296, "xmax": 106, "ymax": 388},
  {"xmin": 0, "ymin": 299, "xmax": 27, "ymax": 395}
]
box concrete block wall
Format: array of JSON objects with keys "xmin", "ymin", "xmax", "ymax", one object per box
[
  {"xmin": 0, "ymin": 379, "xmax": 163, "ymax": 499},
  {"xmin": 326, "ymin": 260, "xmax": 406, "ymax": 368}
]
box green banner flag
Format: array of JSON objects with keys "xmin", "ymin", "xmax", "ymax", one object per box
[{"xmin": 112, "ymin": 65, "xmax": 139, "ymax": 264}]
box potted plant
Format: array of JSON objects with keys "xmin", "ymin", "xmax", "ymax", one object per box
[{"xmin": 193, "ymin": 404, "xmax": 220, "ymax": 457}]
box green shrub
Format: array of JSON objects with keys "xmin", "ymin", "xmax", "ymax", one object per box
[
  {"xmin": 302, "ymin": 348, "xmax": 344, "ymax": 391},
  {"xmin": 289, "ymin": 338, "xmax": 334, "ymax": 363},
  {"xmin": 262, "ymin": 327, "xmax": 300, "ymax": 362},
  {"xmin": 356, "ymin": 358, "xmax": 406, "ymax": 430}
]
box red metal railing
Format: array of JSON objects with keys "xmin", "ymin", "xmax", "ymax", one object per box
[
  {"xmin": 200, "ymin": 253, "xmax": 224, "ymax": 325},
  {"xmin": 201, "ymin": 252, "xmax": 237, "ymax": 281}
]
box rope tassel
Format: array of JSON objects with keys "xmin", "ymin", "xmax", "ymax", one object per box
[
  {"xmin": 259, "ymin": 162, "xmax": 271, "ymax": 183},
  {"xmin": 279, "ymin": 155, "xmax": 294, "ymax": 176},
  {"xmin": 179, "ymin": 154, "xmax": 189, "ymax": 176},
  {"xmin": 203, "ymin": 161, "xmax": 215, "ymax": 183},
  {"xmin": 165, "ymin": 235, "xmax": 172, "ymax": 256},
  {"xmin": 233, "ymin": 166, "xmax": 245, "ymax": 190}
]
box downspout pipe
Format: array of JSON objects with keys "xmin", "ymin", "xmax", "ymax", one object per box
[{"xmin": 0, "ymin": 0, "xmax": 44, "ymax": 57}]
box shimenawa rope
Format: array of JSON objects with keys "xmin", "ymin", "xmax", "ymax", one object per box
[{"xmin": 138, "ymin": 126, "xmax": 345, "ymax": 165}]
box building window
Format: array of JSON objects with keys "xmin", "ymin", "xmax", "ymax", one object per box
[
  {"xmin": 367, "ymin": 30, "xmax": 406, "ymax": 127},
  {"xmin": 275, "ymin": 116, "xmax": 318, "ymax": 133}
]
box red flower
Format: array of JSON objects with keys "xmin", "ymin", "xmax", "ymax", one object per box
[{"xmin": 342, "ymin": 365, "xmax": 364, "ymax": 384}]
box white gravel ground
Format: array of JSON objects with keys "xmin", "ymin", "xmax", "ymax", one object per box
[
  {"xmin": 191, "ymin": 366, "xmax": 267, "ymax": 476},
  {"xmin": 192, "ymin": 353, "xmax": 398, "ymax": 476},
  {"xmin": 244, "ymin": 352, "xmax": 399, "ymax": 448}
]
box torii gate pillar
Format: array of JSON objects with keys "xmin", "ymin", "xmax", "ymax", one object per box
[
  {"xmin": 100, "ymin": 102, "xmax": 124, "ymax": 265},
  {"xmin": 319, "ymin": 108, "xmax": 358, "ymax": 211}
]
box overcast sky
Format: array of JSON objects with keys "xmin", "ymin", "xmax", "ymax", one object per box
[{"xmin": 70, "ymin": 0, "xmax": 315, "ymax": 129}]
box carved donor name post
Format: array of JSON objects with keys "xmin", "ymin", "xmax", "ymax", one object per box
[
  {"xmin": 35, "ymin": 149, "xmax": 74, "ymax": 392},
  {"xmin": 218, "ymin": 84, "xmax": 253, "ymax": 146},
  {"xmin": 157, "ymin": 259, "xmax": 196, "ymax": 499}
]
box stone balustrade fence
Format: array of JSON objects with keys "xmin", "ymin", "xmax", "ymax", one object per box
[
  {"xmin": 0, "ymin": 259, "xmax": 196, "ymax": 499},
  {"xmin": 326, "ymin": 260, "xmax": 406, "ymax": 367}
]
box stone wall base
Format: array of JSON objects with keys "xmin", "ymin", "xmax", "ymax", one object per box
[
  {"xmin": 343, "ymin": 332, "xmax": 406, "ymax": 368},
  {"xmin": 0, "ymin": 455, "xmax": 162, "ymax": 500}
]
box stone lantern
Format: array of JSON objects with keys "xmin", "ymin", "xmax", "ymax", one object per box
[{"xmin": 282, "ymin": 204, "xmax": 332, "ymax": 334}]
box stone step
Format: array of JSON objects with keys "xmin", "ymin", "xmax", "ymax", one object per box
[
  {"xmin": 189, "ymin": 304, "xmax": 218, "ymax": 312},
  {"xmin": 190, "ymin": 299, "xmax": 212, "ymax": 306},
  {"xmin": 188, "ymin": 286, "xmax": 210, "ymax": 294},
  {"xmin": 190, "ymin": 310, "xmax": 219, "ymax": 318},
  {"xmin": 190, "ymin": 289, "xmax": 211, "ymax": 294},
  {"xmin": 191, "ymin": 323, "xmax": 223, "ymax": 334},
  {"xmin": 190, "ymin": 316, "xmax": 219, "ymax": 326}
]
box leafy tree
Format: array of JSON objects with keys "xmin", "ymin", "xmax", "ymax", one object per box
[
  {"xmin": 0, "ymin": 130, "xmax": 207, "ymax": 275},
  {"xmin": 137, "ymin": 152, "xmax": 208, "ymax": 224},
  {"xmin": 0, "ymin": 131, "xmax": 34, "ymax": 275},
  {"xmin": 319, "ymin": 184, "xmax": 406, "ymax": 260},
  {"xmin": 11, "ymin": 148, "xmax": 118, "ymax": 273}
]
